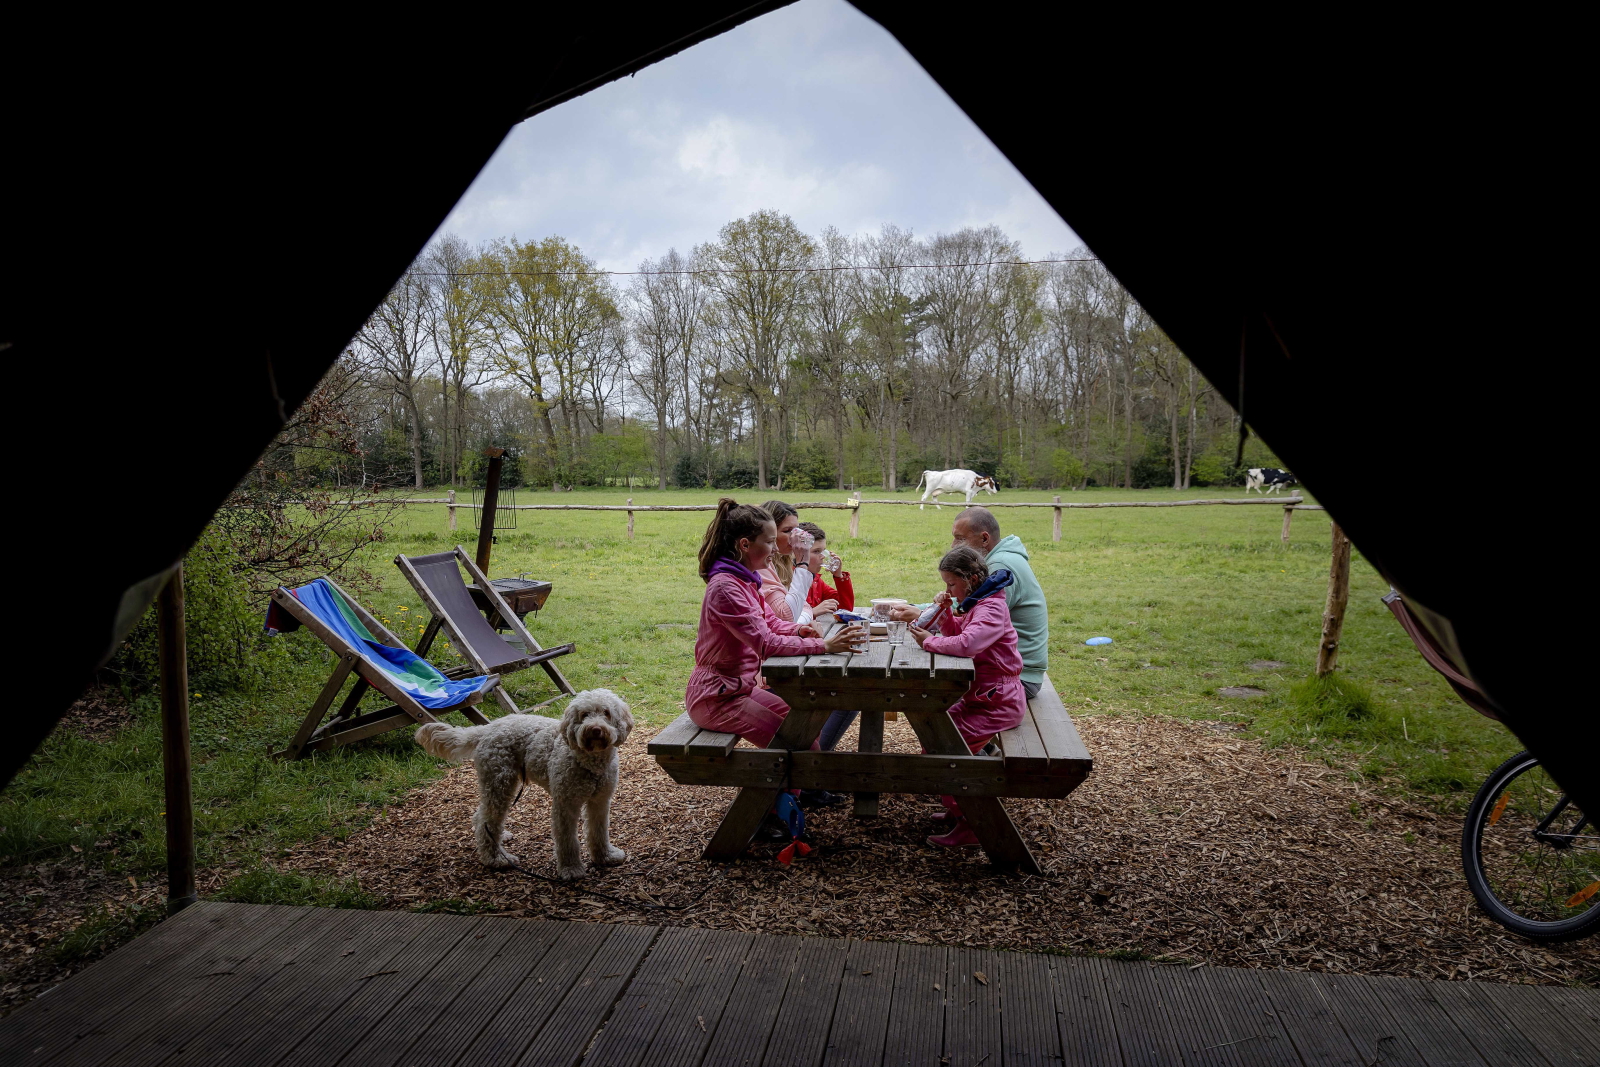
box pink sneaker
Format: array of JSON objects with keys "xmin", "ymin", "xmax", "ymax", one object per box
[{"xmin": 926, "ymin": 820, "xmax": 980, "ymax": 848}]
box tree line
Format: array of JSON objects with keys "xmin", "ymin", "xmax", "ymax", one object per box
[{"xmin": 318, "ymin": 209, "xmax": 1283, "ymax": 493}]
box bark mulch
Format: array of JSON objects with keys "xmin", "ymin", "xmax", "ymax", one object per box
[{"xmin": 277, "ymin": 714, "xmax": 1597, "ymax": 986}]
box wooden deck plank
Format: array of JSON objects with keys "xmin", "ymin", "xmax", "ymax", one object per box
[
  {"xmin": 820, "ymin": 938, "xmax": 897, "ymax": 1067},
  {"xmin": 1254, "ymin": 966, "xmax": 1364, "ymax": 1066},
  {"xmin": 699, "ymin": 933, "xmax": 803, "ymax": 1067},
  {"xmin": 1049, "ymin": 956, "xmax": 1121, "ymax": 1067},
  {"xmin": 1359, "ymin": 974, "xmax": 1491, "ymax": 1067},
  {"xmin": 1476, "ymin": 983, "xmax": 1599, "ymax": 1067},
  {"xmin": 453, "ymin": 921, "xmax": 617, "ymax": 1067},
  {"xmin": 1426, "ymin": 980, "xmax": 1556, "ymax": 1067},
  {"xmin": 880, "ymin": 942, "xmax": 945, "ymax": 1067},
  {"xmin": 1102, "ymin": 958, "xmax": 1187, "ymax": 1067},
  {"xmin": 1199, "ymin": 965, "xmax": 1302, "ymax": 1067},
  {"xmin": 1310, "ymin": 972, "xmax": 1431, "ymax": 1067},
  {"xmin": 278, "ymin": 912, "xmax": 483, "ymax": 1067},
  {"xmin": 47, "ymin": 905, "xmax": 354, "ymax": 1067},
  {"xmin": 317, "ymin": 915, "xmax": 523, "ymax": 1067},
  {"xmin": 515, "ymin": 923, "xmax": 659, "ymax": 1067},
  {"xmin": 760, "ymin": 935, "xmax": 850, "ymax": 1067},
  {"xmin": 1158, "ymin": 967, "xmax": 1249, "ymax": 1067},
  {"xmin": 943, "ymin": 946, "xmax": 1002, "ymax": 1067},
  {"xmin": 160, "ymin": 907, "xmax": 426, "ymax": 1067},
  {"xmin": 1534, "ymin": 986, "xmax": 1600, "ymax": 1058},
  {"xmin": 0, "ymin": 902, "xmax": 309, "ymax": 1062},
  {"xmin": 580, "ymin": 925, "xmax": 709, "ymax": 1067},
  {"xmin": 636, "ymin": 928, "xmax": 754, "ymax": 1067},
  {"xmin": 391, "ymin": 920, "xmax": 565, "ymax": 1067},
  {"xmin": 1000, "ymin": 948, "xmax": 1061, "ymax": 1067}
]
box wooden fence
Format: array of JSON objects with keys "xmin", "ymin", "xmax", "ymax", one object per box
[{"xmin": 396, "ymin": 491, "xmax": 1324, "ymax": 543}]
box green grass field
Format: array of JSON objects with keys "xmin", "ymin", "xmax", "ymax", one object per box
[{"xmin": 2, "ymin": 484, "xmax": 1523, "ymax": 901}]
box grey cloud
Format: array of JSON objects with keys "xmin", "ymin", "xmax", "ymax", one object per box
[{"xmin": 435, "ymin": 0, "xmax": 1080, "ymax": 270}]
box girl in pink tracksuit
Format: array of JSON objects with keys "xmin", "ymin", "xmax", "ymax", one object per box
[
  {"xmin": 909, "ymin": 544, "xmax": 1027, "ymax": 848},
  {"xmin": 687, "ymin": 499, "xmax": 863, "ymax": 747}
]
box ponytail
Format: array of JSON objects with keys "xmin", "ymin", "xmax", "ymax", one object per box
[{"xmin": 698, "ymin": 498, "xmax": 773, "ymax": 581}]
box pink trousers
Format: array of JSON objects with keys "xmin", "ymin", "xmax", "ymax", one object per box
[{"xmin": 688, "ymin": 686, "xmax": 792, "ymax": 748}]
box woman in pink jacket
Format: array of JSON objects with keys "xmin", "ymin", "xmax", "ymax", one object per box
[
  {"xmin": 908, "ymin": 544, "xmax": 1027, "ymax": 848},
  {"xmin": 688, "ymin": 499, "xmax": 862, "ymax": 748}
]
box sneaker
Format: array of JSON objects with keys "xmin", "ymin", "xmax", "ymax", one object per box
[
  {"xmin": 926, "ymin": 820, "xmax": 980, "ymax": 848},
  {"xmin": 980, "ymin": 740, "xmax": 1001, "ymax": 757},
  {"xmin": 930, "ymin": 810, "xmax": 954, "ymax": 823},
  {"xmin": 757, "ymin": 813, "xmax": 791, "ymax": 842},
  {"xmin": 799, "ymin": 789, "xmax": 846, "ymax": 809}
]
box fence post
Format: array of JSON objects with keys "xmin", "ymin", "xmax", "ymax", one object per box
[
  {"xmin": 1280, "ymin": 503, "xmax": 1293, "ymax": 543},
  {"xmin": 1315, "ymin": 522, "xmax": 1353, "ymax": 676},
  {"xmin": 157, "ymin": 565, "xmax": 196, "ymax": 914},
  {"xmin": 1053, "ymin": 495, "xmax": 1062, "ymax": 542},
  {"xmin": 447, "ymin": 488, "xmax": 457, "ymax": 532},
  {"xmin": 849, "ymin": 491, "xmax": 861, "ymax": 538},
  {"xmin": 626, "ymin": 497, "xmax": 635, "ymax": 540}
]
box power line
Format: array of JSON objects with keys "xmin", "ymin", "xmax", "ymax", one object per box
[{"xmin": 404, "ymin": 256, "xmax": 1102, "ymax": 280}]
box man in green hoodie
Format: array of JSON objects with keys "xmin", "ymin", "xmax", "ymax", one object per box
[{"xmin": 952, "ymin": 507, "xmax": 1049, "ymax": 698}]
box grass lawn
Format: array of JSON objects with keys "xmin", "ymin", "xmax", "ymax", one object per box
[{"xmin": 2, "ymin": 485, "xmax": 1522, "ymax": 917}]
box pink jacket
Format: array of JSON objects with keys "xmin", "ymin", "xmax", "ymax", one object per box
[
  {"xmin": 686, "ymin": 572, "xmax": 825, "ymax": 723},
  {"xmin": 922, "ymin": 593, "xmax": 1027, "ymax": 739}
]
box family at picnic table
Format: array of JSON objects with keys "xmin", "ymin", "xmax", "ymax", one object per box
[{"xmin": 686, "ymin": 497, "xmax": 1050, "ymax": 849}]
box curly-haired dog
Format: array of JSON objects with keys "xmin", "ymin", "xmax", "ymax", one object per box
[{"xmin": 415, "ymin": 689, "xmax": 633, "ymax": 879}]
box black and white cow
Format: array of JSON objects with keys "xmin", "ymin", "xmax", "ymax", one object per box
[
  {"xmin": 914, "ymin": 468, "xmax": 999, "ymax": 509},
  {"xmin": 1246, "ymin": 467, "xmax": 1298, "ymax": 494}
]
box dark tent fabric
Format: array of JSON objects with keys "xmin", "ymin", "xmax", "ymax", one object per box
[{"xmin": 8, "ymin": 8, "xmax": 1587, "ymax": 812}]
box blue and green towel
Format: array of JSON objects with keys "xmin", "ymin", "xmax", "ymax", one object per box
[{"xmin": 270, "ymin": 578, "xmax": 490, "ymax": 710}]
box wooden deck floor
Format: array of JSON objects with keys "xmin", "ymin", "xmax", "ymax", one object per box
[{"xmin": 1, "ymin": 903, "xmax": 1594, "ymax": 1067}]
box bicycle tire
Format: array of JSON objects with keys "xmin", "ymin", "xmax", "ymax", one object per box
[{"xmin": 1462, "ymin": 750, "xmax": 1599, "ymax": 942}]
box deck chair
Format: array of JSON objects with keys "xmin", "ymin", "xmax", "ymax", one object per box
[
  {"xmin": 269, "ymin": 576, "xmax": 500, "ymax": 760},
  {"xmin": 393, "ymin": 546, "xmax": 576, "ymax": 714},
  {"xmin": 1382, "ymin": 588, "xmax": 1501, "ymax": 720}
]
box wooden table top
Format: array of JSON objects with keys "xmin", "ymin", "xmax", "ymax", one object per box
[{"xmin": 761, "ymin": 616, "xmax": 974, "ymax": 689}]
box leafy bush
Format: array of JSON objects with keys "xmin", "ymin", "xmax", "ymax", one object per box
[
  {"xmin": 109, "ymin": 524, "xmax": 290, "ymax": 695},
  {"xmin": 1050, "ymin": 449, "xmax": 1086, "ymax": 488},
  {"xmin": 214, "ymin": 865, "xmax": 383, "ymax": 909}
]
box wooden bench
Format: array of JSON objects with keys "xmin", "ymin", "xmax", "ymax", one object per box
[{"xmin": 651, "ymin": 616, "xmax": 1092, "ymax": 874}]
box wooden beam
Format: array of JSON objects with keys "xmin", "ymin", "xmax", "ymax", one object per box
[
  {"xmin": 157, "ymin": 565, "xmax": 196, "ymax": 914},
  {"xmin": 1316, "ymin": 522, "xmax": 1353, "ymax": 676}
]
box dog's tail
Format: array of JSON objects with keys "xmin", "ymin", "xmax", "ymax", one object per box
[{"xmin": 415, "ymin": 721, "xmax": 487, "ymax": 762}]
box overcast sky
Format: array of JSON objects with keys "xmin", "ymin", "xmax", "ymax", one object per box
[{"xmin": 434, "ymin": 0, "xmax": 1082, "ymax": 273}]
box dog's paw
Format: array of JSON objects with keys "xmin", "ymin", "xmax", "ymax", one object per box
[
  {"xmin": 556, "ymin": 864, "xmax": 587, "ymax": 881},
  {"xmin": 500, "ymin": 830, "xmax": 515, "ymax": 843},
  {"xmin": 480, "ymin": 850, "xmax": 519, "ymax": 869},
  {"xmin": 594, "ymin": 845, "xmax": 627, "ymax": 866}
]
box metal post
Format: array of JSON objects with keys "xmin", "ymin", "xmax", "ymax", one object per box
[
  {"xmin": 475, "ymin": 448, "xmax": 504, "ymax": 575},
  {"xmin": 157, "ymin": 564, "xmax": 196, "ymax": 914}
]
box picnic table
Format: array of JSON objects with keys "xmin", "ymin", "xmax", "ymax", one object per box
[{"xmin": 650, "ymin": 616, "xmax": 1092, "ymax": 873}]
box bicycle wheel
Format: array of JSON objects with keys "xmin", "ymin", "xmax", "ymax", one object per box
[{"xmin": 1462, "ymin": 751, "xmax": 1599, "ymax": 941}]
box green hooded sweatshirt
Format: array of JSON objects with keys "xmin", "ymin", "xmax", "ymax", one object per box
[{"xmin": 985, "ymin": 534, "xmax": 1049, "ymax": 686}]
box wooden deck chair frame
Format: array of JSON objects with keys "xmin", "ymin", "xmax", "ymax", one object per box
[
  {"xmin": 393, "ymin": 546, "xmax": 575, "ymax": 715},
  {"xmin": 271, "ymin": 576, "xmax": 499, "ymax": 760}
]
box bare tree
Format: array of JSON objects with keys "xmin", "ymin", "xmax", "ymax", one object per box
[{"xmin": 355, "ymin": 273, "xmax": 433, "ymax": 488}]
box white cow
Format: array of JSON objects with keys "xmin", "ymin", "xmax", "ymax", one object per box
[
  {"xmin": 1246, "ymin": 467, "xmax": 1298, "ymax": 495},
  {"xmin": 914, "ymin": 469, "xmax": 998, "ymax": 510}
]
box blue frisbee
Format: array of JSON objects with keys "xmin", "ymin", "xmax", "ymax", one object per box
[{"xmin": 1085, "ymin": 636, "xmax": 1114, "ymax": 646}]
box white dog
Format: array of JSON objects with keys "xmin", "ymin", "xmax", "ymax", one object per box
[{"xmin": 415, "ymin": 689, "xmax": 634, "ymax": 879}]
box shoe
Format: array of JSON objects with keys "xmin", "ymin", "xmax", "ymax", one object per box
[
  {"xmin": 757, "ymin": 813, "xmax": 791, "ymax": 842},
  {"xmin": 927, "ymin": 819, "xmax": 980, "ymax": 848},
  {"xmin": 930, "ymin": 810, "xmax": 954, "ymax": 823},
  {"xmin": 799, "ymin": 789, "xmax": 846, "ymax": 809},
  {"xmin": 980, "ymin": 740, "xmax": 1001, "ymax": 757}
]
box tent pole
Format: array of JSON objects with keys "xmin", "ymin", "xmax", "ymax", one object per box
[{"xmin": 157, "ymin": 564, "xmax": 197, "ymax": 913}]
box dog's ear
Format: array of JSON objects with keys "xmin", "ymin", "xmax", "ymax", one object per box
[
  {"xmin": 559, "ymin": 696, "xmax": 588, "ymax": 752},
  {"xmin": 609, "ymin": 696, "xmax": 634, "ymax": 743}
]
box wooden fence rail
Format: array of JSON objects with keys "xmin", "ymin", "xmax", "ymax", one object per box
[{"xmin": 389, "ymin": 491, "xmax": 1320, "ymax": 543}]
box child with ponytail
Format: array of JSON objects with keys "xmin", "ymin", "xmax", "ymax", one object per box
[
  {"xmin": 689, "ymin": 499, "xmax": 863, "ymax": 749},
  {"xmin": 908, "ymin": 544, "xmax": 1026, "ymax": 848}
]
